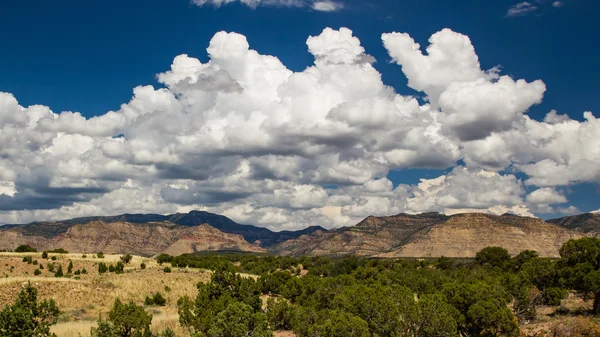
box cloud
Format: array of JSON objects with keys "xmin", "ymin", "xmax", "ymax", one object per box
[
  {"xmin": 592, "ymin": 209, "xmax": 600, "ymax": 214},
  {"xmin": 312, "ymin": 1, "xmax": 343, "ymax": 11},
  {"xmin": 552, "ymin": 1, "xmax": 564, "ymax": 8},
  {"xmin": 191, "ymin": 0, "xmax": 343, "ymax": 11},
  {"xmin": 506, "ymin": 2, "xmax": 538, "ymax": 17},
  {"xmin": 0, "ymin": 27, "xmax": 597, "ymax": 230}
]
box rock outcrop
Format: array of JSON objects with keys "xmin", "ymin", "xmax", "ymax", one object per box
[{"xmin": 273, "ymin": 213, "xmax": 583, "ymax": 258}]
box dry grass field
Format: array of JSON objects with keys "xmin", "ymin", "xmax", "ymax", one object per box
[{"xmin": 0, "ymin": 252, "xmax": 211, "ymax": 337}]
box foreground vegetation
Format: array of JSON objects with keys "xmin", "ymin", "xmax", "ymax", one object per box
[{"xmin": 3, "ymin": 238, "xmax": 600, "ymax": 336}]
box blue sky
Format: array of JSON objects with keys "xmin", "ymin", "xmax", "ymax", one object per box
[{"xmin": 0, "ymin": 0, "xmax": 598, "ymax": 227}]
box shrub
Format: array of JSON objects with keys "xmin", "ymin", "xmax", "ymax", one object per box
[
  {"xmin": 0, "ymin": 283, "xmax": 59, "ymax": 335},
  {"xmin": 156, "ymin": 254, "xmax": 173, "ymax": 265},
  {"xmin": 15, "ymin": 245, "xmax": 36, "ymax": 253},
  {"xmin": 39, "ymin": 264, "xmax": 43, "ymax": 270},
  {"xmin": 163, "ymin": 266, "xmax": 171, "ymax": 273},
  {"xmin": 50, "ymin": 256, "xmax": 56, "ymax": 261},
  {"xmin": 34, "ymin": 269, "xmax": 41, "ymax": 276},
  {"xmin": 67, "ymin": 261, "xmax": 73, "ymax": 274},
  {"xmin": 54, "ymin": 265, "xmax": 63, "ymax": 278},
  {"xmin": 41, "ymin": 251, "xmax": 48, "ymax": 259},
  {"xmin": 475, "ymin": 246, "xmax": 511, "ymax": 268},
  {"xmin": 81, "ymin": 268, "xmax": 87, "ymax": 274},
  {"xmin": 543, "ymin": 287, "xmax": 568, "ymax": 306},
  {"xmin": 74, "ymin": 270, "xmax": 81, "ymax": 276},
  {"xmin": 47, "ymin": 263, "xmax": 55, "ymax": 273},
  {"xmin": 153, "ymin": 292, "xmax": 166, "ymax": 306},
  {"xmin": 98, "ymin": 262, "xmax": 108, "ymax": 274},
  {"xmin": 47, "ymin": 248, "xmax": 68, "ymax": 254},
  {"xmin": 120, "ymin": 254, "xmax": 132, "ymax": 264},
  {"xmin": 32, "ymin": 260, "xmax": 38, "ymax": 265},
  {"xmin": 96, "ymin": 252, "xmax": 104, "ymax": 259},
  {"xmin": 266, "ymin": 298, "xmax": 295, "ymax": 330},
  {"xmin": 90, "ymin": 298, "xmax": 152, "ymax": 337},
  {"xmin": 108, "ymin": 264, "xmax": 115, "ymax": 273},
  {"xmin": 114, "ymin": 262, "xmax": 124, "ymax": 274},
  {"xmin": 82, "ymin": 254, "xmax": 87, "ymax": 258},
  {"xmin": 140, "ymin": 263, "xmax": 146, "ymax": 270}
]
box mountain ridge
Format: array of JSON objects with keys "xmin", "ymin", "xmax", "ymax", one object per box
[{"xmin": 2, "ymin": 210, "xmax": 326, "ymax": 248}]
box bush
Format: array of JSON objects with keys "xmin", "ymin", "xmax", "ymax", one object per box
[
  {"xmin": 22, "ymin": 256, "xmax": 32, "ymax": 264},
  {"xmin": 32, "ymin": 260, "xmax": 38, "ymax": 265},
  {"xmin": 67, "ymin": 261, "xmax": 73, "ymax": 274},
  {"xmin": 267, "ymin": 298, "xmax": 295, "ymax": 330},
  {"xmin": 98, "ymin": 262, "xmax": 108, "ymax": 274},
  {"xmin": 91, "ymin": 298, "xmax": 152, "ymax": 337},
  {"xmin": 140, "ymin": 262, "xmax": 146, "ymax": 270},
  {"xmin": 54, "ymin": 265, "xmax": 63, "ymax": 278},
  {"xmin": 15, "ymin": 245, "xmax": 36, "ymax": 253},
  {"xmin": 163, "ymin": 267, "xmax": 171, "ymax": 273},
  {"xmin": 0, "ymin": 283, "xmax": 59, "ymax": 335},
  {"xmin": 74, "ymin": 270, "xmax": 81, "ymax": 276},
  {"xmin": 120, "ymin": 254, "xmax": 133, "ymax": 264},
  {"xmin": 47, "ymin": 263, "xmax": 55, "ymax": 273},
  {"xmin": 82, "ymin": 268, "xmax": 87, "ymax": 274},
  {"xmin": 50, "ymin": 256, "xmax": 56, "ymax": 261},
  {"xmin": 39, "ymin": 264, "xmax": 43, "ymax": 270},
  {"xmin": 96, "ymin": 252, "xmax": 104, "ymax": 259},
  {"xmin": 543, "ymin": 287, "xmax": 568, "ymax": 306},
  {"xmin": 82, "ymin": 254, "xmax": 87, "ymax": 258},
  {"xmin": 47, "ymin": 248, "xmax": 68, "ymax": 254},
  {"xmin": 114, "ymin": 262, "xmax": 125, "ymax": 274},
  {"xmin": 145, "ymin": 292, "xmax": 167, "ymax": 306},
  {"xmin": 34, "ymin": 269, "xmax": 41, "ymax": 276},
  {"xmin": 156, "ymin": 254, "xmax": 173, "ymax": 265},
  {"xmin": 475, "ymin": 246, "xmax": 511, "ymax": 268},
  {"xmin": 41, "ymin": 251, "xmax": 48, "ymax": 259}
]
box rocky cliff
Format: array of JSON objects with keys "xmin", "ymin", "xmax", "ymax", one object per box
[
  {"xmin": 272, "ymin": 213, "xmax": 583, "ymax": 258},
  {"xmin": 547, "ymin": 213, "xmax": 600, "ymax": 236}
]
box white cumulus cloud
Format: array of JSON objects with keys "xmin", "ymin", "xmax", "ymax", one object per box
[{"xmin": 0, "ymin": 27, "xmax": 597, "ymax": 229}]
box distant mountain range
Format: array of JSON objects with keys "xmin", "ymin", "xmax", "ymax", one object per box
[
  {"xmin": 2, "ymin": 210, "xmax": 325, "ymax": 248},
  {"xmin": 1, "ymin": 210, "xmax": 599, "ymax": 258}
]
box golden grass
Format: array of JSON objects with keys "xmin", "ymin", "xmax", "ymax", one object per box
[{"xmin": 0, "ymin": 254, "xmax": 211, "ymax": 337}]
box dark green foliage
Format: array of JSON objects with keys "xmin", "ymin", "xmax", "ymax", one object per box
[
  {"xmin": 475, "ymin": 246, "xmax": 511, "ymax": 268},
  {"xmin": 67, "ymin": 261, "xmax": 73, "ymax": 274},
  {"xmin": 74, "ymin": 269, "xmax": 81, "ymax": 276},
  {"xmin": 266, "ymin": 298, "xmax": 295, "ymax": 330},
  {"xmin": 156, "ymin": 254, "xmax": 173, "ymax": 265},
  {"xmin": 47, "ymin": 263, "xmax": 54, "ymax": 273},
  {"xmin": 558, "ymin": 237, "xmax": 600, "ymax": 313},
  {"xmin": 47, "ymin": 248, "xmax": 68, "ymax": 254},
  {"xmin": 145, "ymin": 293, "xmax": 166, "ymax": 306},
  {"xmin": 98, "ymin": 262, "xmax": 108, "ymax": 274},
  {"xmin": 208, "ymin": 302, "xmax": 272, "ymax": 337},
  {"xmin": 54, "ymin": 265, "xmax": 63, "ymax": 278},
  {"xmin": 42, "ymin": 251, "xmax": 48, "ymax": 259},
  {"xmin": 292, "ymin": 308, "xmax": 369, "ymax": 337},
  {"xmin": 115, "ymin": 262, "xmax": 125, "ymax": 274},
  {"xmin": 178, "ymin": 267, "xmax": 266, "ymax": 336},
  {"xmin": 39, "ymin": 264, "xmax": 44, "ymax": 270},
  {"xmin": 163, "ymin": 267, "xmax": 171, "ymax": 273},
  {"xmin": 97, "ymin": 252, "xmax": 104, "ymax": 259},
  {"xmin": 50, "ymin": 256, "xmax": 57, "ymax": 261},
  {"xmin": 120, "ymin": 254, "xmax": 133, "ymax": 264},
  {"xmin": 259, "ymin": 271, "xmax": 293, "ymax": 295},
  {"xmin": 82, "ymin": 268, "xmax": 87, "ymax": 274},
  {"xmin": 22, "ymin": 256, "xmax": 32, "ymax": 264},
  {"xmin": 91, "ymin": 298, "xmax": 152, "ymax": 337},
  {"xmin": 0, "ymin": 283, "xmax": 59, "ymax": 336},
  {"xmin": 32, "ymin": 260, "xmax": 38, "ymax": 265},
  {"xmin": 140, "ymin": 263, "xmax": 146, "ymax": 270},
  {"xmin": 15, "ymin": 245, "xmax": 36, "ymax": 253},
  {"xmin": 543, "ymin": 287, "xmax": 567, "ymax": 306},
  {"xmin": 158, "ymin": 328, "xmax": 175, "ymax": 337},
  {"xmin": 34, "ymin": 269, "xmax": 42, "ymax": 276}
]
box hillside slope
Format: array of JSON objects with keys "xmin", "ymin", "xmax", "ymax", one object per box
[
  {"xmin": 2, "ymin": 210, "xmax": 325, "ymax": 247},
  {"xmin": 547, "ymin": 213, "xmax": 600, "ymax": 236},
  {"xmin": 0, "ymin": 221, "xmax": 265, "ymax": 256},
  {"xmin": 273, "ymin": 213, "xmax": 583, "ymax": 258}
]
